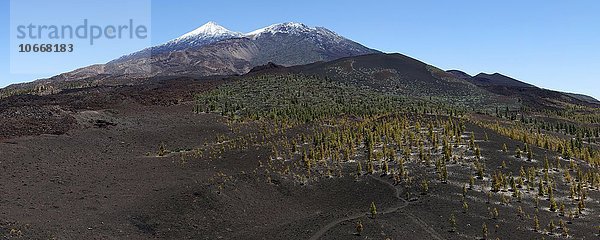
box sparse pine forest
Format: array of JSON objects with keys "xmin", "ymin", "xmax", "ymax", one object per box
[{"xmin": 189, "ymin": 74, "xmax": 599, "ymax": 239}]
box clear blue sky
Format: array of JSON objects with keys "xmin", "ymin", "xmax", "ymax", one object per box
[{"xmin": 2, "ymin": 0, "xmax": 599, "ymax": 99}]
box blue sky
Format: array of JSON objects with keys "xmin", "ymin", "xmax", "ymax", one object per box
[{"xmin": 2, "ymin": 0, "xmax": 599, "ymax": 99}]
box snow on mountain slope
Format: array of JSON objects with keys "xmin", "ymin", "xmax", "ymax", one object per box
[
  {"xmin": 111, "ymin": 21, "xmax": 244, "ymax": 63},
  {"xmin": 169, "ymin": 21, "xmax": 243, "ymax": 45},
  {"xmin": 58, "ymin": 21, "xmax": 380, "ymax": 81},
  {"xmin": 246, "ymin": 22, "xmax": 311, "ymax": 37},
  {"xmin": 245, "ymin": 22, "xmax": 344, "ymax": 42}
]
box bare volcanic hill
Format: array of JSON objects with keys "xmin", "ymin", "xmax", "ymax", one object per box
[
  {"xmin": 463, "ymin": 73, "xmax": 599, "ymax": 109},
  {"xmin": 248, "ymin": 53, "xmax": 518, "ymax": 109},
  {"xmin": 470, "ymin": 73, "xmax": 536, "ymax": 88},
  {"xmin": 446, "ymin": 70, "xmax": 472, "ymax": 80},
  {"xmin": 564, "ymin": 92, "xmax": 600, "ymax": 104},
  {"xmin": 442, "ymin": 71, "xmax": 599, "ymax": 110}
]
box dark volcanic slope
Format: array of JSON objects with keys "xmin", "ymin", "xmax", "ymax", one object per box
[
  {"xmin": 251, "ymin": 53, "xmax": 517, "ymax": 109},
  {"xmin": 462, "ymin": 73, "xmax": 599, "ymax": 109},
  {"xmin": 248, "ymin": 25, "xmax": 377, "ymax": 67},
  {"xmin": 434, "ymin": 71, "xmax": 600, "ymax": 110},
  {"xmin": 247, "ymin": 54, "xmax": 600, "ymax": 111},
  {"xmin": 0, "ymin": 76, "xmax": 229, "ymax": 140},
  {"xmin": 446, "ymin": 70, "xmax": 472, "ymax": 79},
  {"xmin": 296, "ymin": 53, "xmax": 476, "ymax": 92},
  {"xmin": 482, "ymin": 85, "xmax": 599, "ymax": 110},
  {"xmin": 564, "ymin": 92, "xmax": 600, "ymax": 104},
  {"xmin": 470, "ymin": 73, "xmax": 535, "ymax": 88}
]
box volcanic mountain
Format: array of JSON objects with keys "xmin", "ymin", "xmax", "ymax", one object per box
[
  {"xmin": 445, "ymin": 70, "xmax": 599, "ymax": 108},
  {"xmin": 37, "ymin": 22, "xmax": 378, "ymax": 84}
]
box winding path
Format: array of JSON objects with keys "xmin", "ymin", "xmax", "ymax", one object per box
[
  {"xmin": 308, "ymin": 175, "xmax": 421, "ymax": 240},
  {"xmin": 366, "ymin": 176, "xmax": 443, "ymax": 240}
]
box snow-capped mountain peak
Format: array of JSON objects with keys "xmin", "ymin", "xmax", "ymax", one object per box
[
  {"xmin": 117, "ymin": 21, "xmax": 247, "ymax": 60},
  {"xmin": 112, "ymin": 21, "xmax": 376, "ymax": 65},
  {"xmin": 171, "ymin": 21, "xmax": 243, "ymax": 43},
  {"xmin": 245, "ymin": 22, "xmax": 314, "ymax": 38}
]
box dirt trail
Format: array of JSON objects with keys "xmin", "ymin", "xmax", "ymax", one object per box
[
  {"xmin": 369, "ymin": 176, "xmax": 444, "ymax": 240},
  {"xmin": 308, "ymin": 175, "xmax": 409, "ymax": 240},
  {"xmin": 309, "ymin": 174, "xmax": 445, "ymax": 240}
]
